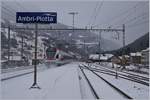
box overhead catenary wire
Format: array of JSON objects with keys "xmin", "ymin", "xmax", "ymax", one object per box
[
  {"xmin": 1, "ymin": 7, "xmax": 16, "ymax": 25},
  {"xmin": 1, "ymin": 2, "xmax": 17, "ymax": 22},
  {"xmin": 1, "ymin": 6, "xmax": 16, "ymax": 17},
  {"xmin": 87, "ymin": 2, "xmax": 100, "ymax": 27},
  {"xmin": 123, "ymin": 13, "xmax": 148, "ymax": 24},
  {"xmin": 109, "ymin": 2, "xmax": 147, "ymax": 27},
  {"xmin": 87, "ymin": 0, "xmax": 104, "ymax": 28},
  {"xmin": 1, "ymin": 1, "xmax": 30, "ymax": 20},
  {"xmin": 91, "ymin": 0, "xmax": 104, "ymax": 27},
  {"xmin": 93, "ymin": 2, "xmax": 142, "ymax": 28},
  {"xmin": 112, "ymin": 12, "xmax": 148, "ymax": 29},
  {"xmin": 14, "ymin": 0, "xmax": 30, "ymax": 11},
  {"xmin": 112, "ymin": 12, "xmax": 148, "ymax": 28},
  {"xmin": 1, "ymin": 8, "xmax": 15, "ymax": 18},
  {"xmin": 126, "ymin": 20, "xmax": 149, "ymax": 28},
  {"xmin": 2, "ymin": 2, "xmax": 17, "ymax": 12}
]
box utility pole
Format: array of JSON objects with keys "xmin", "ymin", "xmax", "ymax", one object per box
[
  {"xmin": 8, "ymin": 25, "xmax": 10, "ymax": 64},
  {"xmin": 43, "ymin": 43, "xmax": 46, "ymax": 59},
  {"xmin": 99, "ymin": 31, "xmax": 102, "ymax": 64},
  {"xmin": 83, "ymin": 39, "xmax": 87, "ymax": 59},
  {"xmin": 122, "ymin": 24, "xmax": 126, "ymax": 70},
  {"xmin": 30, "ymin": 24, "xmax": 40, "ymax": 89},
  {"xmin": 21, "ymin": 34, "xmax": 24, "ymax": 60},
  {"xmin": 123, "ymin": 24, "xmax": 125, "ymax": 50}
]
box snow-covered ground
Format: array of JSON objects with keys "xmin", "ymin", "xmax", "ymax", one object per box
[
  {"xmin": 95, "ymin": 71, "xmax": 149, "ymax": 99},
  {"xmin": 83, "ymin": 62, "xmax": 149, "ymax": 99},
  {"xmin": 83, "ymin": 69, "xmax": 127, "ymax": 100},
  {"xmin": 1, "ymin": 62, "xmax": 82, "ymax": 99},
  {"xmin": 1, "ymin": 62, "xmax": 149, "ymax": 100}
]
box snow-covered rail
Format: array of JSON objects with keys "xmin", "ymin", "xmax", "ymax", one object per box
[
  {"xmin": 83, "ymin": 64, "xmax": 149, "ymax": 86},
  {"xmin": 1, "ymin": 71, "xmax": 33, "ymax": 81},
  {"xmin": 1, "ymin": 64, "xmax": 46, "ymax": 81},
  {"xmin": 2, "ymin": 65, "xmax": 34, "ymax": 73},
  {"xmin": 79, "ymin": 66, "xmax": 99, "ymax": 99},
  {"xmin": 1, "ymin": 62, "xmax": 71, "ymax": 81},
  {"xmin": 79, "ymin": 64, "xmax": 133, "ymax": 99},
  {"xmin": 94, "ymin": 64, "xmax": 149, "ymax": 82}
]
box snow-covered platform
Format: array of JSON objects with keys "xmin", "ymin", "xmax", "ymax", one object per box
[{"xmin": 1, "ymin": 62, "xmax": 82, "ymax": 99}]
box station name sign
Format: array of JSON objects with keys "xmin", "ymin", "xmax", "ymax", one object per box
[{"xmin": 16, "ymin": 12, "xmax": 57, "ymax": 24}]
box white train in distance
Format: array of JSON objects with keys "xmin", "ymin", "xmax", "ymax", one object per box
[{"xmin": 45, "ymin": 46, "xmax": 75, "ymax": 66}]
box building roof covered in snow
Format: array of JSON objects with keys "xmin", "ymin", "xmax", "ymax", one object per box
[
  {"xmin": 124, "ymin": 55, "xmax": 130, "ymax": 58},
  {"xmin": 89, "ymin": 54, "xmax": 114, "ymax": 60},
  {"xmin": 142, "ymin": 48, "xmax": 149, "ymax": 52},
  {"xmin": 130, "ymin": 52, "xmax": 142, "ymax": 56}
]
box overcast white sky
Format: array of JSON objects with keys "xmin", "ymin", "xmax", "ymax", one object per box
[{"xmin": 1, "ymin": 0, "xmax": 149, "ymax": 45}]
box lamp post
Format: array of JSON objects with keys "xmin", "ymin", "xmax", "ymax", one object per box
[
  {"xmin": 68, "ymin": 12, "xmax": 78, "ymax": 45},
  {"xmin": 68, "ymin": 12, "xmax": 78, "ymax": 30}
]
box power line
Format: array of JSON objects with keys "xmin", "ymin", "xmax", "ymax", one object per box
[
  {"xmin": 1, "ymin": 2, "xmax": 17, "ymax": 21},
  {"xmin": 93, "ymin": 2, "xmax": 142, "ymax": 28},
  {"xmin": 126, "ymin": 20, "xmax": 149, "ymax": 28},
  {"xmin": 87, "ymin": 2, "xmax": 100, "ymax": 27},
  {"xmin": 110, "ymin": 2, "xmax": 147, "ymax": 27},
  {"xmin": 106, "ymin": 2, "xmax": 143, "ymax": 27},
  {"xmin": 1, "ymin": 7, "xmax": 16, "ymax": 23},
  {"xmin": 112, "ymin": 4, "xmax": 148, "ymax": 27},
  {"xmin": 124, "ymin": 13, "xmax": 148, "ymax": 24},
  {"xmin": 2, "ymin": 2, "xmax": 17, "ymax": 12},
  {"xmin": 112, "ymin": 12, "xmax": 148, "ymax": 29},
  {"xmin": 91, "ymin": 0, "xmax": 104, "ymax": 27},
  {"xmin": 1, "ymin": 8, "xmax": 15, "ymax": 18},
  {"xmin": 1, "ymin": 6, "xmax": 16, "ymax": 16},
  {"xmin": 14, "ymin": 0, "xmax": 29, "ymax": 11}
]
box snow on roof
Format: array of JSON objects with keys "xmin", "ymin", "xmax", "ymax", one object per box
[
  {"xmin": 119, "ymin": 56, "xmax": 122, "ymax": 59},
  {"xmin": 89, "ymin": 54, "xmax": 99, "ymax": 59},
  {"xmin": 75, "ymin": 40, "xmax": 83, "ymax": 44},
  {"xmin": 10, "ymin": 55, "xmax": 22, "ymax": 60},
  {"xmin": 89, "ymin": 54, "xmax": 113, "ymax": 60},
  {"xmin": 78, "ymin": 35, "xmax": 84, "ymax": 38},
  {"xmin": 142, "ymin": 48, "xmax": 149, "ymax": 52},
  {"xmin": 1, "ymin": 60, "xmax": 7, "ymax": 63},
  {"xmin": 130, "ymin": 53, "xmax": 136, "ymax": 56},
  {"xmin": 100, "ymin": 56, "xmax": 108, "ymax": 60},
  {"xmin": 124, "ymin": 55, "xmax": 130, "ymax": 58},
  {"xmin": 85, "ymin": 42, "xmax": 98, "ymax": 45},
  {"xmin": 105, "ymin": 54, "xmax": 114, "ymax": 58}
]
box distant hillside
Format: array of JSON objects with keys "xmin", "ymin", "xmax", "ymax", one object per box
[{"xmin": 107, "ymin": 32, "xmax": 149, "ymax": 56}]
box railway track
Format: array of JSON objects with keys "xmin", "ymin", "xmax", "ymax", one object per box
[
  {"xmin": 1, "ymin": 65, "xmax": 46, "ymax": 81},
  {"xmin": 1, "ymin": 63, "xmax": 71, "ymax": 81},
  {"xmin": 94, "ymin": 64, "xmax": 149, "ymax": 82},
  {"xmin": 79, "ymin": 66, "xmax": 99, "ymax": 99},
  {"xmin": 1, "ymin": 71, "xmax": 33, "ymax": 81},
  {"xmin": 1, "ymin": 65, "xmax": 34, "ymax": 73},
  {"xmin": 92, "ymin": 66, "xmax": 149, "ymax": 83},
  {"xmin": 79, "ymin": 65, "xmax": 133, "ymax": 99},
  {"xmin": 83, "ymin": 63, "xmax": 149, "ymax": 86}
]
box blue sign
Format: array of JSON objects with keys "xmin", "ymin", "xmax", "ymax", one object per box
[{"xmin": 16, "ymin": 12, "xmax": 57, "ymax": 24}]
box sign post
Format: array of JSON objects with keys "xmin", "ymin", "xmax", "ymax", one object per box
[
  {"xmin": 30, "ymin": 23, "xmax": 40, "ymax": 89},
  {"xmin": 16, "ymin": 12, "xmax": 57, "ymax": 89}
]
